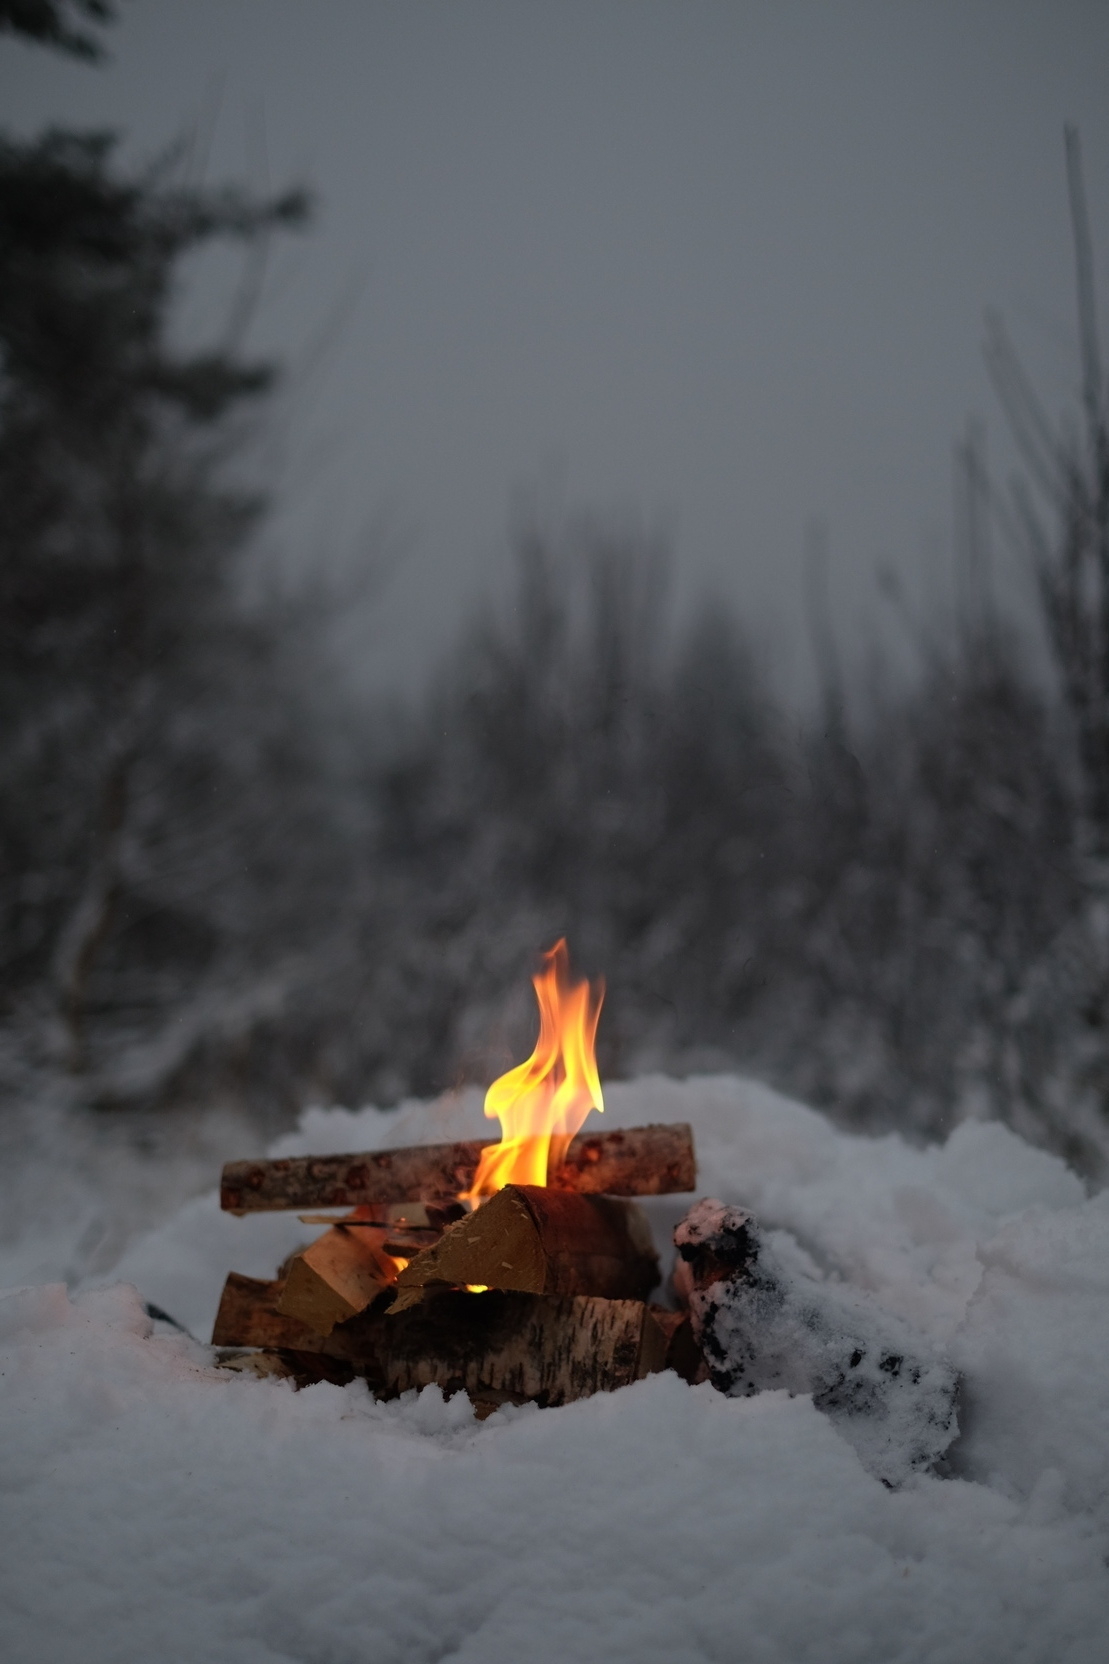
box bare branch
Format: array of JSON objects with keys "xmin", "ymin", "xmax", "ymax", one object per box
[{"xmin": 1065, "ymin": 126, "xmax": 1107, "ymax": 468}]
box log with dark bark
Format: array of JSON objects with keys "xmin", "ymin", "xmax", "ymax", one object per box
[
  {"xmin": 367, "ymin": 1290, "xmax": 663, "ymax": 1404},
  {"xmin": 220, "ymin": 1123, "xmax": 696, "ymax": 1213},
  {"xmin": 212, "ymin": 1274, "xmax": 695, "ymax": 1406},
  {"xmin": 390, "ymin": 1185, "xmax": 659, "ymax": 1310}
]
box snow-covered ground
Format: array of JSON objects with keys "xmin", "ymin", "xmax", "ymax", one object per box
[{"xmin": 2, "ymin": 1075, "xmax": 1108, "ymax": 1663}]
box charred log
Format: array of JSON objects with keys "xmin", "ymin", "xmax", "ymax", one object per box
[{"xmin": 674, "ymin": 1198, "xmax": 959, "ymax": 1486}]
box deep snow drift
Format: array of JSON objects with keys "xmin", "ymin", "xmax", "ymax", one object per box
[{"xmin": 2, "ymin": 1074, "xmax": 1108, "ymax": 1663}]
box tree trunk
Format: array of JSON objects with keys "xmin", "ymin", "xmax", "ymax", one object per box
[{"xmin": 51, "ymin": 746, "xmax": 132, "ymax": 1072}]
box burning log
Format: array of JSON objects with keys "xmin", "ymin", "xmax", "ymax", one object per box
[
  {"xmin": 220, "ymin": 1122, "xmax": 696, "ymax": 1214},
  {"xmin": 276, "ymin": 1224, "xmax": 401, "ymax": 1335},
  {"xmin": 212, "ymin": 1273, "xmax": 697, "ymax": 1407},
  {"xmin": 212, "ymin": 946, "xmax": 705, "ymax": 1409},
  {"xmin": 390, "ymin": 1184, "xmax": 659, "ymax": 1309}
]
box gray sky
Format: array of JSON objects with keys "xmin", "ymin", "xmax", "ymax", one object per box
[{"xmin": 4, "ymin": 0, "xmax": 1109, "ymax": 703}]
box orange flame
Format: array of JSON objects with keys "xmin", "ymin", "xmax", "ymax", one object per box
[{"xmin": 465, "ymin": 939, "xmax": 604, "ymax": 1204}]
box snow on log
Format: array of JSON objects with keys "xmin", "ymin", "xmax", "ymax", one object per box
[
  {"xmin": 673, "ymin": 1198, "xmax": 959, "ymax": 1487},
  {"xmin": 219, "ymin": 1123, "xmax": 696, "ymax": 1213},
  {"xmin": 389, "ymin": 1185, "xmax": 659, "ymax": 1310}
]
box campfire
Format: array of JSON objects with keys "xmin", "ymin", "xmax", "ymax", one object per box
[
  {"xmin": 213, "ymin": 941, "xmax": 703, "ymax": 1411},
  {"xmin": 211, "ymin": 938, "xmax": 960, "ymax": 1473}
]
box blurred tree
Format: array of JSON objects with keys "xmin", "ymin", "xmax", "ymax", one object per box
[
  {"xmin": 0, "ymin": 0, "xmax": 114, "ymax": 61},
  {"xmin": 339, "ymin": 522, "xmax": 789, "ymax": 1100},
  {"xmin": 972, "ymin": 125, "xmax": 1109, "ymax": 1168},
  {"xmin": 780, "ymin": 628, "xmax": 1080, "ymax": 1147},
  {"xmin": 0, "ymin": 11, "xmax": 344, "ymax": 1101},
  {"xmin": 986, "ymin": 127, "xmax": 1109, "ymax": 852}
]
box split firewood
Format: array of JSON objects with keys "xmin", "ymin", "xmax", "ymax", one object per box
[
  {"xmin": 389, "ymin": 1185, "xmax": 659, "ymax": 1311},
  {"xmin": 212, "ymin": 1271, "xmax": 384, "ymax": 1365},
  {"xmin": 276, "ymin": 1223, "xmax": 402, "ymax": 1334},
  {"xmin": 673, "ymin": 1198, "xmax": 959, "ymax": 1486},
  {"xmin": 219, "ymin": 1122, "xmax": 696, "ymax": 1214},
  {"xmin": 212, "ymin": 1272, "xmax": 357, "ymax": 1354}
]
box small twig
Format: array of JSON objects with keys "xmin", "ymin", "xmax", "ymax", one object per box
[{"xmin": 297, "ymin": 1215, "xmax": 438, "ymax": 1232}]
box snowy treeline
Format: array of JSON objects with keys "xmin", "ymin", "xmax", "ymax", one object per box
[
  {"xmin": 342, "ymin": 533, "xmax": 1092, "ymax": 1165},
  {"xmin": 3, "ymin": 54, "xmax": 1109, "ymax": 1175}
]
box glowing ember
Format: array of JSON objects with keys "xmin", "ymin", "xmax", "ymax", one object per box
[{"xmin": 464, "ymin": 939, "xmax": 604, "ymax": 1204}]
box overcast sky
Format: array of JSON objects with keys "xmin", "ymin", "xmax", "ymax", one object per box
[{"xmin": 4, "ymin": 1, "xmax": 1109, "ymax": 702}]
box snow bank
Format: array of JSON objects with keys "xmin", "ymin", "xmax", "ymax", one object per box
[
  {"xmin": 2, "ymin": 1281, "xmax": 1107, "ymax": 1664},
  {"xmin": 2, "ymin": 1074, "xmax": 1108, "ymax": 1662}
]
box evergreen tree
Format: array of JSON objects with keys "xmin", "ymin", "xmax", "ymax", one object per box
[{"xmin": 0, "ymin": 7, "xmax": 337, "ymax": 1099}]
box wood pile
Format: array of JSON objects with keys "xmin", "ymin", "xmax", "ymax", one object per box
[{"xmin": 212, "ymin": 1123, "xmax": 702, "ymax": 1412}]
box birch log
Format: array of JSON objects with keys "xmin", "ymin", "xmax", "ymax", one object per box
[
  {"xmin": 211, "ymin": 1276, "xmax": 696, "ymax": 1406},
  {"xmin": 220, "ymin": 1123, "xmax": 695, "ymax": 1213}
]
